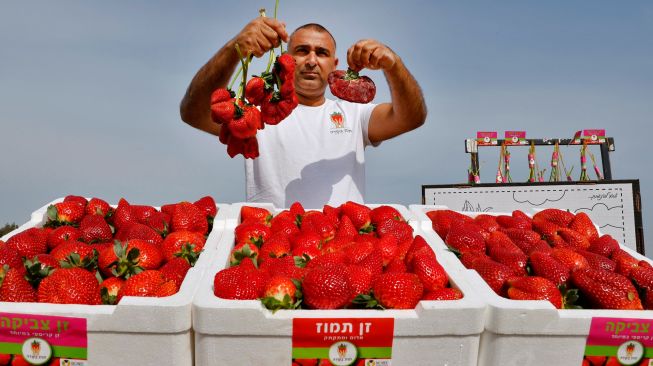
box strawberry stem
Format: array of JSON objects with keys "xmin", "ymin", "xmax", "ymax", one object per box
[{"xmin": 234, "ymin": 43, "xmax": 252, "ymax": 103}]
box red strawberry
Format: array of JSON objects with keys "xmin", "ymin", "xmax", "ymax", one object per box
[
  {"xmin": 160, "ymin": 203, "xmax": 179, "ymax": 218},
  {"xmin": 385, "ymin": 257, "xmax": 408, "ymax": 273},
  {"xmin": 301, "ymin": 212, "xmax": 335, "ymax": 241},
  {"xmin": 270, "ymin": 216, "xmax": 300, "ymax": 238},
  {"xmin": 346, "ymin": 265, "xmax": 374, "ymax": 303},
  {"xmin": 423, "ymin": 287, "xmax": 464, "ymax": 300},
  {"xmin": 555, "ymin": 228, "xmax": 590, "ymax": 250},
  {"xmin": 100, "ymin": 276, "xmax": 125, "ymax": 305},
  {"xmin": 47, "ymin": 225, "xmax": 82, "ymax": 250},
  {"xmin": 334, "ymin": 215, "xmax": 358, "ymax": 241},
  {"xmin": 409, "ymin": 249, "xmax": 448, "ymax": 292},
  {"xmin": 533, "ymin": 208, "xmax": 575, "ymax": 227},
  {"xmin": 112, "ymin": 198, "xmax": 136, "ymax": 230},
  {"xmin": 529, "ymin": 251, "xmax": 571, "ymax": 286},
  {"xmin": 213, "ymin": 259, "xmax": 268, "ymax": 299},
  {"xmin": 50, "ymin": 241, "xmax": 97, "ymax": 269},
  {"xmin": 375, "ymin": 234, "xmax": 399, "ymax": 266},
  {"xmin": 6, "ymin": 227, "xmax": 48, "ymax": 258},
  {"xmin": 339, "ymin": 201, "xmax": 372, "ymax": 231},
  {"xmin": 259, "ymin": 255, "xmax": 305, "ymax": 280},
  {"xmin": 64, "ymin": 195, "xmax": 88, "ymax": 206},
  {"xmin": 584, "ymin": 356, "xmax": 607, "ymax": 366},
  {"xmin": 115, "ymin": 222, "xmax": 163, "ymax": 246},
  {"xmin": 261, "ymin": 275, "xmax": 300, "ymax": 310},
  {"xmin": 588, "ymin": 234, "xmax": 619, "ymax": 257},
  {"xmin": 160, "ymin": 257, "xmax": 192, "ymax": 290},
  {"xmin": 532, "ymin": 218, "xmax": 562, "ymax": 239},
  {"xmin": 241, "ymin": 206, "xmax": 273, "ymax": 225},
  {"xmin": 302, "ymin": 263, "xmax": 352, "ymax": 309},
  {"xmin": 118, "ymin": 270, "xmax": 170, "ymax": 301},
  {"xmin": 79, "ymin": 214, "xmax": 113, "ymax": 243},
  {"xmin": 486, "ymin": 231, "xmax": 528, "ymax": 275},
  {"xmin": 123, "ymin": 239, "xmax": 162, "ymax": 270},
  {"xmin": 171, "ymin": 201, "xmax": 209, "ymax": 235},
  {"xmin": 371, "ymin": 272, "xmax": 424, "ymax": 309},
  {"xmin": 506, "ymin": 276, "xmax": 562, "ymax": 309},
  {"xmin": 194, "ymin": 196, "xmax": 217, "ymax": 219},
  {"xmin": 496, "ymin": 215, "xmax": 530, "ymax": 230},
  {"xmin": 259, "ymin": 233, "xmax": 291, "ymax": 262},
  {"xmin": 474, "ymin": 214, "xmax": 500, "ymax": 233},
  {"xmin": 322, "ymin": 204, "xmax": 341, "ymax": 226},
  {"xmin": 613, "ymin": 250, "xmax": 641, "ymax": 277},
  {"xmin": 0, "ymin": 243, "xmax": 25, "ymax": 272},
  {"xmin": 291, "ymin": 232, "xmax": 322, "ymax": 259},
  {"xmin": 142, "ymin": 211, "xmax": 169, "ymax": 236},
  {"xmin": 289, "ymin": 202, "xmax": 306, "ymax": 218},
  {"xmin": 576, "ymin": 250, "xmax": 616, "ymax": 272},
  {"xmin": 464, "ymin": 255, "xmax": 513, "ymax": 295},
  {"xmin": 235, "ymin": 221, "xmax": 271, "ymax": 247},
  {"xmin": 160, "ymin": 230, "xmax": 206, "ymax": 262},
  {"xmin": 0, "ymin": 265, "xmax": 37, "ymax": 302},
  {"xmin": 526, "ymin": 240, "xmax": 553, "ymax": 255},
  {"xmin": 157, "ymin": 280, "xmax": 179, "ymax": 298},
  {"xmin": 229, "ymin": 241, "xmax": 260, "ymax": 266},
  {"xmin": 86, "ymin": 197, "xmax": 111, "ymax": 217},
  {"xmin": 445, "ymin": 222, "xmax": 486, "ymax": 254},
  {"xmin": 46, "ymin": 201, "xmax": 85, "ymax": 225},
  {"xmin": 38, "ymin": 267, "xmax": 101, "ymax": 305},
  {"xmin": 569, "ymin": 212, "xmax": 599, "ymax": 241},
  {"xmin": 131, "ymin": 205, "xmax": 158, "ymax": 224},
  {"xmin": 376, "ymin": 218, "xmax": 413, "ymax": 243},
  {"xmin": 572, "ymin": 268, "xmax": 643, "ymax": 310},
  {"xmin": 426, "ymin": 210, "xmax": 474, "ymax": 239},
  {"xmin": 551, "ymin": 247, "xmax": 589, "ymax": 272},
  {"xmin": 369, "ymin": 205, "xmax": 404, "ymax": 225},
  {"xmin": 512, "ymin": 210, "xmax": 532, "ymax": 224}
]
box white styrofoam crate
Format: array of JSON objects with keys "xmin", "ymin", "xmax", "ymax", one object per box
[
  {"xmin": 416, "ymin": 209, "xmax": 653, "ymax": 366},
  {"xmin": 1, "ymin": 198, "xmax": 229, "ymax": 365},
  {"xmin": 193, "ymin": 205, "xmax": 486, "ymax": 366},
  {"xmin": 408, "ymin": 204, "xmax": 450, "ymax": 232}
]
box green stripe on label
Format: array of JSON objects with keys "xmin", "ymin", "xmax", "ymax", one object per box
[
  {"xmin": 0, "ymin": 343, "xmax": 86, "ymax": 359},
  {"xmin": 584, "ymin": 345, "xmax": 618, "ymax": 356},
  {"xmin": 292, "ymin": 347, "xmax": 392, "ymax": 359}
]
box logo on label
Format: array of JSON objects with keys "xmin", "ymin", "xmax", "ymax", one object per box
[
  {"xmin": 21, "ymin": 337, "xmax": 52, "ymax": 365},
  {"xmin": 328, "ymin": 341, "xmax": 357, "ymax": 366},
  {"xmin": 330, "ymin": 112, "xmax": 344, "ymax": 129},
  {"xmin": 617, "ymin": 340, "xmax": 644, "ymax": 365}
]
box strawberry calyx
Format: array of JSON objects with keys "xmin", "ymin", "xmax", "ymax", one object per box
[
  {"xmin": 100, "ymin": 287, "xmax": 118, "ymax": 305},
  {"xmin": 174, "ymin": 243, "xmax": 200, "ymax": 267},
  {"xmin": 344, "ymin": 68, "xmax": 362, "ymax": 81},
  {"xmin": 59, "ymin": 251, "xmax": 99, "ymax": 272},
  {"xmin": 560, "ymin": 284, "xmax": 581, "ymax": 309},
  {"xmin": 294, "ymin": 254, "xmax": 311, "ymax": 268},
  {"xmin": 108, "ymin": 241, "xmax": 144, "ymax": 279},
  {"xmin": 230, "ymin": 243, "xmax": 258, "ymax": 267},
  {"xmin": 23, "ymin": 257, "xmax": 55, "ymax": 288},
  {"xmin": 352, "ymin": 293, "xmax": 385, "ymax": 310}
]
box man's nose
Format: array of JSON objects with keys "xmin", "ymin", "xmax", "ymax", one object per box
[{"xmin": 305, "ymin": 51, "xmax": 318, "ymax": 67}]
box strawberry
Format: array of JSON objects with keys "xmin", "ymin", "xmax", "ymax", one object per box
[
  {"xmin": 463, "ymin": 255, "xmax": 513, "ymax": 295},
  {"xmin": 339, "ymin": 201, "xmax": 372, "ymax": 231},
  {"xmin": 86, "ymin": 197, "xmax": 111, "ymax": 217},
  {"xmin": 369, "ymin": 205, "xmax": 404, "ymax": 225},
  {"xmin": 171, "ymin": 201, "xmax": 209, "ymax": 235},
  {"xmin": 131, "ymin": 205, "xmax": 158, "ymax": 224},
  {"xmin": 529, "ymin": 251, "xmax": 571, "ymax": 286},
  {"xmin": 322, "ymin": 204, "xmax": 341, "ymax": 226},
  {"xmin": 551, "ymin": 247, "xmax": 589, "ymax": 272},
  {"xmin": 64, "ymin": 195, "xmax": 88, "ymax": 206},
  {"xmin": 343, "ymin": 241, "xmax": 375, "ymax": 265},
  {"xmin": 555, "ymin": 228, "xmax": 590, "ymax": 250},
  {"xmin": 151, "ymin": 278, "xmax": 177, "ymax": 297},
  {"xmin": 122, "ymin": 239, "xmax": 162, "ymax": 270},
  {"xmin": 532, "ymin": 218, "xmax": 562, "ymax": 239},
  {"xmin": 357, "ymin": 248, "xmax": 383, "ymax": 279},
  {"xmin": 259, "ymin": 256, "xmax": 305, "ymax": 280},
  {"xmin": 376, "ymin": 218, "xmax": 413, "ymax": 243},
  {"xmin": 50, "ymin": 240, "xmax": 98, "ymax": 269},
  {"xmin": 194, "ymin": 195, "xmax": 217, "ymax": 219},
  {"xmin": 100, "ymin": 276, "xmax": 124, "ymax": 305},
  {"xmin": 115, "ymin": 222, "xmax": 163, "ymax": 246},
  {"xmin": 213, "ymin": 259, "xmax": 268, "ymax": 300},
  {"xmin": 291, "ymin": 232, "xmax": 322, "ymax": 259},
  {"xmin": 245, "ymin": 76, "xmax": 270, "ymax": 106},
  {"xmin": 38, "ymin": 267, "xmax": 101, "ymax": 305},
  {"xmin": 112, "ymin": 198, "xmax": 136, "ymax": 230},
  {"xmin": 23, "ymin": 254, "xmax": 58, "ymax": 288},
  {"xmin": 533, "ymin": 208, "xmax": 575, "ymax": 227},
  {"xmin": 385, "ymin": 257, "xmax": 408, "ymax": 273},
  {"xmin": 142, "ymin": 211, "xmax": 169, "ymax": 236},
  {"xmin": 423, "ymin": 287, "xmax": 464, "ymax": 300},
  {"xmin": 302, "ymin": 263, "xmax": 352, "ymax": 309},
  {"xmin": 0, "ymin": 243, "xmax": 25, "ymax": 272},
  {"xmin": 228, "ymin": 104, "xmax": 262, "ymax": 139},
  {"xmin": 47, "ymin": 225, "xmax": 82, "ymax": 250},
  {"xmin": 512, "ymin": 210, "xmax": 532, "ymax": 224},
  {"xmin": 445, "ymin": 222, "xmax": 486, "ymax": 254},
  {"xmin": 584, "ymin": 356, "xmax": 607, "ymax": 366},
  {"xmin": 409, "ymin": 249, "xmax": 448, "ymax": 292},
  {"xmin": 572, "ymin": 268, "xmax": 643, "ymax": 310},
  {"xmin": 588, "ymin": 234, "xmax": 619, "ymax": 257},
  {"xmin": 241, "ymin": 206, "xmax": 273, "ymax": 225},
  {"xmin": 118, "ymin": 270, "xmax": 172, "ymax": 301},
  {"xmin": 474, "ymin": 214, "xmax": 500, "ymax": 233},
  {"xmin": 345, "ymin": 265, "xmax": 374, "ymax": 303},
  {"xmin": 525, "ymin": 240, "xmax": 553, "ymax": 255},
  {"xmin": 301, "ymin": 212, "xmax": 336, "ymax": 241},
  {"xmin": 496, "ymin": 215, "xmax": 531, "ymax": 230},
  {"xmin": 569, "ymin": 212, "xmax": 599, "ymax": 242},
  {"xmin": 426, "ymin": 210, "xmax": 473, "ymax": 239},
  {"xmin": 229, "ymin": 242, "xmax": 260, "ymax": 266},
  {"xmin": 259, "ymin": 233, "xmax": 291, "ymax": 262},
  {"xmin": 289, "ymin": 202, "xmax": 306, "ymax": 218},
  {"xmin": 160, "ymin": 203, "xmax": 179, "ymax": 218},
  {"xmin": 334, "ymin": 215, "xmax": 358, "ymax": 241},
  {"xmin": 6, "ymin": 227, "xmax": 48, "ymax": 258},
  {"xmin": 486, "ymin": 231, "xmax": 528, "ymax": 275},
  {"xmin": 506, "ymin": 276, "xmax": 563, "ymax": 309},
  {"xmin": 613, "ymin": 249, "xmax": 641, "ymax": 277},
  {"xmin": 46, "ymin": 201, "xmax": 85, "ymax": 226},
  {"xmin": 370, "ymin": 272, "xmax": 424, "ymax": 309},
  {"xmin": 235, "ymin": 221, "xmax": 271, "ymax": 247},
  {"xmin": 0, "ymin": 265, "xmax": 37, "ymax": 302},
  {"xmin": 375, "ymin": 234, "xmax": 399, "ymax": 266},
  {"xmin": 79, "ymin": 214, "xmax": 113, "ymax": 243},
  {"xmin": 160, "ymin": 230, "xmax": 206, "ymax": 262},
  {"xmin": 261, "ymin": 275, "xmax": 301, "ymax": 311},
  {"xmin": 270, "ymin": 216, "xmax": 300, "ymax": 238},
  {"xmin": 576, "ymin": 250, "xmax": 616, "ymax": 272},
  {"xmin": 160, "ymin": 257, "xmax": 192, "ymax": 290}
]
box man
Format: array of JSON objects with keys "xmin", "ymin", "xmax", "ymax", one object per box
[{"xmin": 180, "ymin": 17, "xmax": 426, "ymax": 208}]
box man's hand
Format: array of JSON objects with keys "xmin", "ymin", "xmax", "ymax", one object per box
[
  {"xmin": 232, "ymin": 17, "xmax": 289, "ymax": 58},
  {"xmin": 346, "ymin": 39, "xmax": 397, "ymax": 72}
]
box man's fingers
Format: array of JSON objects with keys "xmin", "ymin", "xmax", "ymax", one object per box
[{"xmin": 261, "ymin": 17, "xmax": 288, "ymax": 42}]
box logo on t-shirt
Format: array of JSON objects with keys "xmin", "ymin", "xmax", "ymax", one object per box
[{"xmin": 329, "ymin": 111, "xmax": 352, "ymax": 135}]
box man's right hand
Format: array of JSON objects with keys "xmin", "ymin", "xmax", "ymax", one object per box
[{"xmin": 232, "ymin": 17, "xmax": 289, "ymax": 58}]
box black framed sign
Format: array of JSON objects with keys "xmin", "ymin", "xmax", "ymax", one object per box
[{"xmin": 422, "ymin": 180, "xmax": 644, "ymax": 254}]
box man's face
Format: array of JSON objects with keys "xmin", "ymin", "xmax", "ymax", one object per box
[{"xmin": 288, "ymin": 28, "xmax": 338, "ymax": 102}]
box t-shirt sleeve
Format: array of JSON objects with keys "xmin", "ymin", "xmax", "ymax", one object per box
[{"xmin": 360, "ymin": 103, "xmax": 381, "ymax": 148}]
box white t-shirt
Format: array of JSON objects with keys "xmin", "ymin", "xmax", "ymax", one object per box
[{"xmin": 245, "ymin": 99, "xmax": 378, "ymax": 208}]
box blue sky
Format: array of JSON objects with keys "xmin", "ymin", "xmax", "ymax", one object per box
[{"xmin": 1, "ymin": 1, "xmax": 652, "ymax": 252}]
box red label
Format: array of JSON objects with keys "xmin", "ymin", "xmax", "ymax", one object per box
[
  {"xmin": 476, "ymin": 131, "xmax": 498, "ymax": 145},
  {"xmin": 504, "ymin": 131, "xmax": 527, "ymax": 145},
  {"xmin": 584, "ymin": 317, "xmax": 653, "ymax": 365}
]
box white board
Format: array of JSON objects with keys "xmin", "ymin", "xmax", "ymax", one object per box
[{"xmin": 423, "ymin": 180, "xmax": 643, "ymax": 253}]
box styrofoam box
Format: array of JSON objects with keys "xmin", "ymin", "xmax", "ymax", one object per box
[
  {"xmin": 415, "ymin": 209, "xmax": 653, "ymax": 366},
  {"xmin": 193, "ymin": 203, "xmax": 486, "ymax": 366},
  {"xmin": 1, "ymin": 198, "xmax": 229, "ymax": 366}
]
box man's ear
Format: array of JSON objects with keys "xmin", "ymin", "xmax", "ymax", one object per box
[{"xmin": 334, "ymin": 57, "xmax": 339, "ymax": 67}]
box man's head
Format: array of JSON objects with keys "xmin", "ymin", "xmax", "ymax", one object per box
[{"xmin": 288, "ymin": 23, "xmax": 338, "ymax": 106}]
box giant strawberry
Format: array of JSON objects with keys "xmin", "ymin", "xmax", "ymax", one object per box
[
  {"xmin": 38, "ymin": 267, "xmax": 101, "ymax": 305},
  {"xmin": 572, "ymin": 268, "xmax": 643, "ymax": 310},
  {"xmin": 302, "ymin": 263, "xmax": 352, "ymax": 309}
]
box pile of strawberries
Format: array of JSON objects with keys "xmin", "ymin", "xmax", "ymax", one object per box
[
  {"xmin": 210, "ymin": 46, "xmax": 297, "ymax": 159},
  {"xmin": 0, "ymin": 195, "xmax": 216, "ymax": 306},
  {"xmin": 428, "ymin": 208, "xmax": 651, "ymax": 310},
  {"xmin": 213, "ymin": 201, "xmax": 462, "ymax": 310}
]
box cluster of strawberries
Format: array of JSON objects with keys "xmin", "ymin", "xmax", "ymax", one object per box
[
  {"xmin": 0, "ymin": 195, "xmax": 216, "ymax": 306},
  {"xmin": 428, "ymin": 208, "xmax": 651, "ymax": 310},
  {"xmin": 210, "ymin": 52, "xmax": 297, "ymax": 159},
  {"xmin": 583, "ymin": 355, "xmax": 652, "ymax": 366},
  {"xmin": 213, "ymin": 201, "xmax": 462, "ymax": 311}
]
